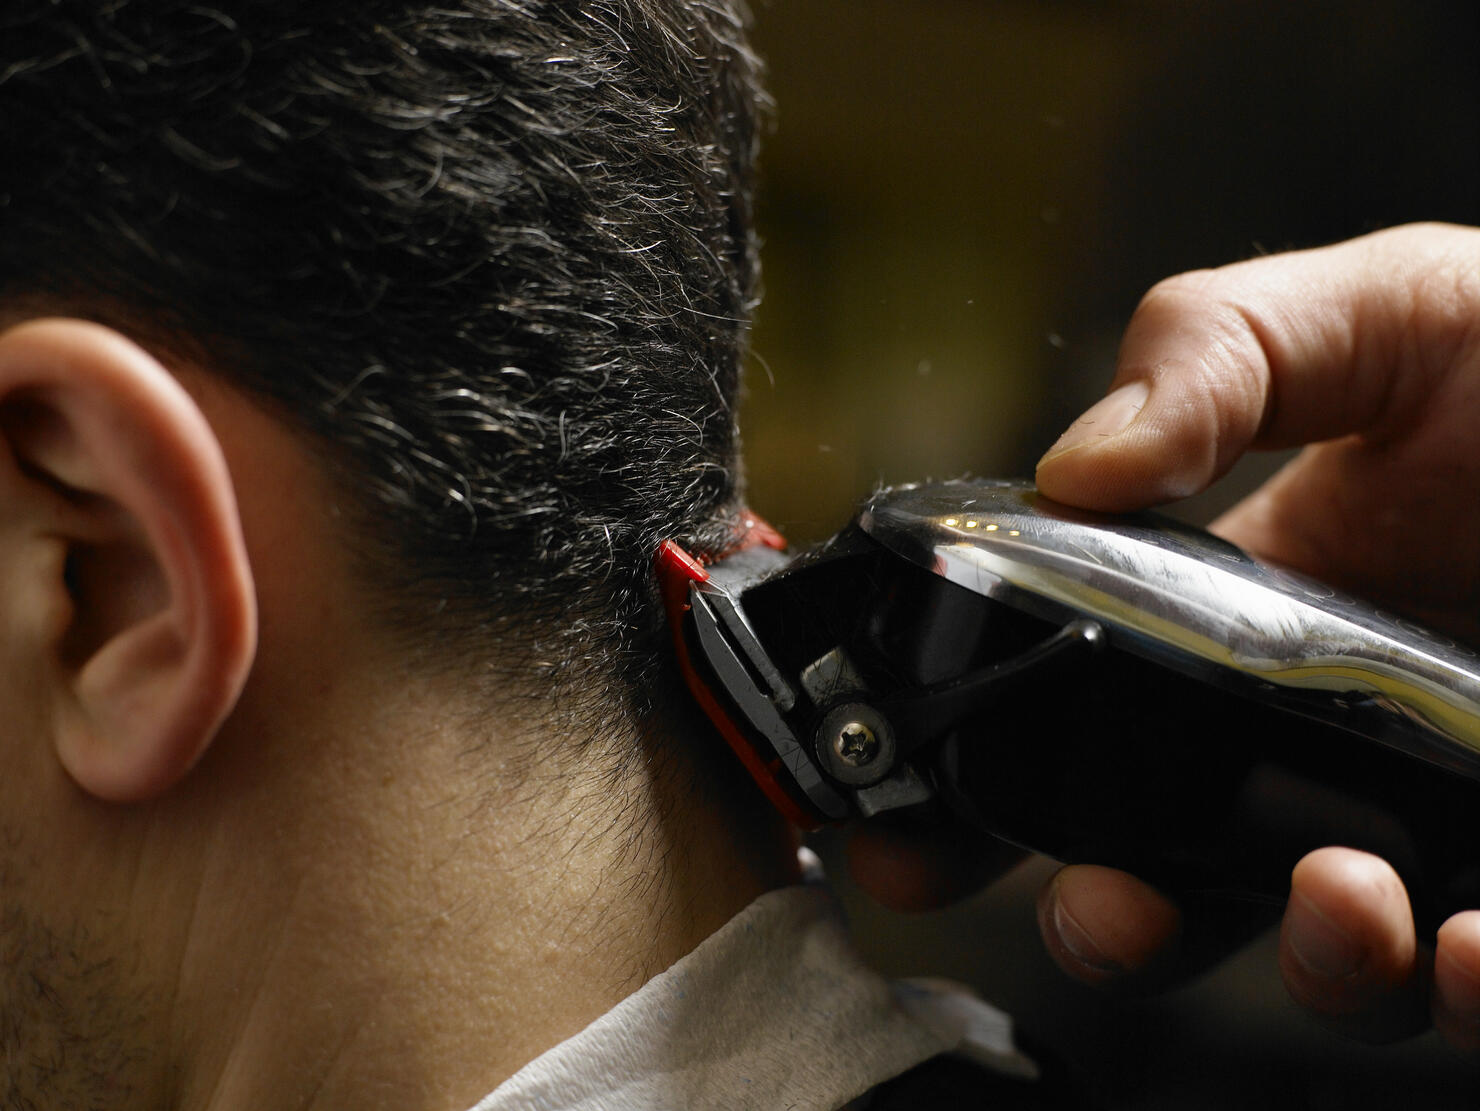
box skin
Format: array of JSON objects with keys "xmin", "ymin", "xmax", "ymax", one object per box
[
  {"xmin": 854, "ymin": 222, "xmax": 1480, "ymax": 1051},
  {"xmin": 0, "ymin": 317, "xmax": 797, "ymax": 1109}
]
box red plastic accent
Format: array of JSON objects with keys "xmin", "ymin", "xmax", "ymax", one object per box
[
  {"xmin": 656, "ymin": 538, "xmax": 709, "ymax": 586},
  {"xmin": 731, "ymin": 510, "xmax": 787, "ymax": 555},
  {"xmin": 656, "ymin": 530, "xmax": 822, "ymax": 831}
]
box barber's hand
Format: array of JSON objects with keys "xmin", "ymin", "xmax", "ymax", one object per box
[{"xmin": 1029, "ymin": 222, "xmax": 1480, "ymax": 1049}]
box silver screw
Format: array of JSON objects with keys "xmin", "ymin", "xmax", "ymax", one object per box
[{"xmin": 833, "ymin": 721, "xmax": 879, "ymax": 767}]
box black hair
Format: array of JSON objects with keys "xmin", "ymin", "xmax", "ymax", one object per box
[{"xmin": 0, "ymin": 1, "xmax": 765, "ymax": 738}]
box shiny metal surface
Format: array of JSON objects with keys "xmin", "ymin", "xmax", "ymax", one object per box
[{"xmin": 858, "ymin": 479, "xmax": 1480, "ymax": 774}]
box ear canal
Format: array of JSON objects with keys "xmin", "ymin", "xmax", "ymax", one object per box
[
  {"xmin": 0, "ymin": 318, "xmax": 258, "ymax": 801},
  {"xmin": 59, "ymin": 534, "xmax": 171, "ymax": 672}
]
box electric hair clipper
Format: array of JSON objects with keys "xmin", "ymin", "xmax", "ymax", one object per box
[{"xmin": 658, "ymin": 479, "xmax": 1480, "ymax": 933}]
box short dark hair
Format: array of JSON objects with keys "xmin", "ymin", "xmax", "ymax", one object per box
[{"xmin": 1, "ymin": 1, "xmax": 765, "ymax": 739}]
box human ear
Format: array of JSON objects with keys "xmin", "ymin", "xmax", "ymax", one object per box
[{"xmin": 0, "ymin": 318, "xmax": 257, "ymax": 801}]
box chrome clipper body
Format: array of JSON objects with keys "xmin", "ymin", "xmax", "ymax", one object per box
[{"xmin": 659, "ymin": 479, "xmax": 1480, "ymax": 932}]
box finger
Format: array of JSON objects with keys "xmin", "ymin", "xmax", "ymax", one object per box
[
  {"xmin": 1036, "ymin": 223, "xmax": 1480, "ymax": 512},
  {"xmin": 1036, "ymin": 865, "xmax": 1181, "ymax": 989},
  {"xmin": 1037, "ymin": 865, "xmax": 1277, "ymax": 994},
  {"xmin": 1433, "ymin": 910, "xmax": 1480, "ymax": 1052},
  {"xmin": 845, "ymin": 819, "xmax": 1026, "ymax": 912},
  {"xmin": 1207, "ymin": 442, "xmax": 1480, "ymax": 643},
  {"xmin": 1279, "ymin": 847, "xmax": 1430, "ymax": 1042},
  {"xmin": 1208, "ymin": 444, "xmax": 1386, "ymax": 574}
]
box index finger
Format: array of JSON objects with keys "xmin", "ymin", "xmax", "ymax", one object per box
[{"xmin": 1035, "ymin": 223, "xmax": 1480, "ymax": 512}]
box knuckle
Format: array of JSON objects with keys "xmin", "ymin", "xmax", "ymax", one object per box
[
  {"xmin": 1130, "ymin": 269, "xmax": 1223, "ymax": 331},
  {"xmin": 1369, "ymin": 223, "xmax": 1480, "ymax": 352},
  {"xmin": 1118, "ymin": 268, "xmax": 1275, "ymax": 490},
  {"xmin": 1352, "ymin": 227, "xmax": 1480, "ymax": 435},
  {"xmin": 1131, "ymin": 268, "xmax": 1270, "ymax": 412},
  {"xmin": 1406, "ymin": 252, "xmax": 1480, "ymax": 361}
]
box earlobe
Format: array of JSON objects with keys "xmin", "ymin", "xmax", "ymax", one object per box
[{"xmin": 0, "ymin": 318, "xmax": 257, "ymax": 801}]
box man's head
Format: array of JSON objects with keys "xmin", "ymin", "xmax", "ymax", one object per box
[
  {"xmin": 3, "ymin": 0, "xmax": 765, "ymax": 714},
  {"xmin": 0, "ymin": 3, "xmax": 789, "ymax": 1106}
]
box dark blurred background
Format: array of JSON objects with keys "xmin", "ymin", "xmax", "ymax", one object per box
[{"xmin": 742, "ymin": 1, "xmax": 1480, "ymax": 1106}]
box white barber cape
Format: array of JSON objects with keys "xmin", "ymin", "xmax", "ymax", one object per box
[{"xmin": 468, "ymin": 878, "xmax": 1037, "ymax": 1111}]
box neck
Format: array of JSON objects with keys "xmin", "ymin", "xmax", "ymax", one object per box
[{"xmin": 162, "ymin": 669, "xmax": 798, "ymax": 1111}]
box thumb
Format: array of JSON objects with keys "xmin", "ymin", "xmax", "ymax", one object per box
[{"xmin": 1035, "ymin": 223, "xmax": 1480, "ymax": 512}]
